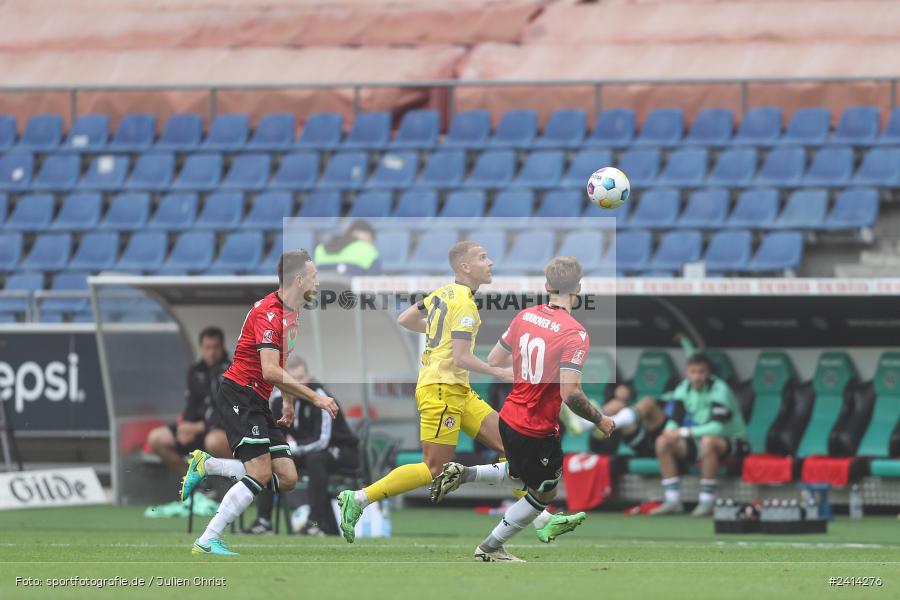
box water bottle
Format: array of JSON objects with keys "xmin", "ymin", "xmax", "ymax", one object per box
[
  {"xmin": 849, "ymin": 484, "xmax": 863, "ymax": 519},
  {"xmin": 381, "ymin": 499, "xmax": 393, "ymax": 536},
  {"xmin": 787, "ymin": 499, "xmax": 800, "ymax": 521},
  {"xmin": 806, "ymin": 494, "xmax": 819, "ymax": 520}
]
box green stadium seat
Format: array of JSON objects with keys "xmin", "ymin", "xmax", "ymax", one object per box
[
  {"xmin": 632, "ymin": 351, "xmax": 677, "ymax": 399},
  {"xmin": 856, "ymin": 353, "xmax": 900, "ymax": 458},
  {"xmin": 704, "ymin": 349, "xmax": 735, "ymax": 383},
  {"xmin": 396, "ymin": 451, "xmax": 423, "ymax": 466},
  {"xmin": 582, "ymin": 350, "xmax": 618, "ymax": 401},
  {"xmin": 746, "ymin": 352, "xmax": 796, "ymax": 453},
  {"xmin": 869, "ymin": 459, "xmax": 900, "ymax": 478},
  {"xmin": 796, "ymin": 352, "xmax": 857, "ymax": 458},
  {"xmin": 457, "ymin": 433, "xmax": 475, "ymax": 453}
]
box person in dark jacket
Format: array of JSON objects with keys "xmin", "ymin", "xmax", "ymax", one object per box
[{"xmin": 245, "ymin": 355, "xmax": 360, "ymax": 535}]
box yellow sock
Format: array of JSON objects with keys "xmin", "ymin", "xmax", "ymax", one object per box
[
  {"xmin": 498, "ymin": 457, "xmax": 527, "ymax": 499},
  {"xmin": 363, "ymin": 462, "xmax": 432, "ymax": 502}
]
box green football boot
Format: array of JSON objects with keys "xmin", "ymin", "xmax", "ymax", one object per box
[
  {"xmin": 535, "ymin": 512, "xmax": 587, "ymax": 543},
  {"xmin": 337, "ymin": 490, "xmax": 364, "ymax": 543},
  {"xmin": 180, "ymin": 449, "xmax": 210, "ymax": 502},
  {"xmin": 192, "ymin": 538, "xmax": 239, "ymax": 556}
]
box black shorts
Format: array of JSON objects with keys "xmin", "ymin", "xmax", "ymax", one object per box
[
  {"xmin": 623, "ymin": 420, "xmax": 665, "ymax": 458},
  {"xmin": 684, "ymin": 436, "xmax": 750, "ymax": 464},
  {"xmin": 168, "ymin": 423, "xmax": 224, "ymax": 455},
  {"xmin": 216, "ymin": 379, "xmax": 290, "ymax": 462},
  {"xmin": 499, "ymin": 417, "xmax": 563, "ymax": 493}
]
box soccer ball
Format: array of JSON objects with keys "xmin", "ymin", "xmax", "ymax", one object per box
[{"xmin": 587, "ymin": 167, "xmax": 630, "ymax": 210}]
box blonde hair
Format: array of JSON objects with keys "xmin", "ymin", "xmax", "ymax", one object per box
[
  {"xmin": 545, "ymin": 256, "xmax": 583, "ymax": 295},
  {"xmin": 448, "ymin": 240, "xmax": 481, "ymax": 271}
]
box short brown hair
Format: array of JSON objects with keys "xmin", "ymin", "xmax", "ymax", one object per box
[
  {"xmin": 448, "ymin": 240, "xmax": 481, "ymax": 271},
  {"xmin": 687, "ymin": 353, "xmax": 713, "ymax": 370},
  {"xmin": 545, "ymin": 256, "xmax": 583, "ymax": 295},
  {"xmin": 277, "ymin": 249, "xmax": 312, "ymax": 286}
]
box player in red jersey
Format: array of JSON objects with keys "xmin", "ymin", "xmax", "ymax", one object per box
[
  {"xmin": 431, "ymin": 257, "xmax": 615, "ymax": 562},
  {"xmin": 181, "ymin": 249, "xmax": 339, "ymax": 556}
]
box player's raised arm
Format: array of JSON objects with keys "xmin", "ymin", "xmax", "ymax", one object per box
[
  {"xmin": 397, "ymin": 301, "xmax": 427, "ymax": 333},
  {"xmin": 560, "ymin": 369, "xmax": 615, "ymax": 437},
  {"xmin": 260, "ymin": 349, "xmax": 338, "ymax": 420}
]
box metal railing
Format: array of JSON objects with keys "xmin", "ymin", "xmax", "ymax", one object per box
[{"xmin": 0, "ymin": 75, "xmax": 896, "ymax": 122}]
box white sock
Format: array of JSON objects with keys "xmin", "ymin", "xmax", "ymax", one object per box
[
  {"xmin": 699, "ymin": 479, "xmax": 716, "ymax": 505},
  {"xmin": 611, "ymin": 407, "xmax": 638, "ymax": 429},
  {"xmin": 473, "ymin": 463, "xmax": 523, "ymax": 487},
  {"xmin": 482, "ymin": 494, "xmax": 545, "ymax": 550},
  {"xmin": 205, "ymin": 457, "xmax": 245, "ymax": 481},
  {"xmin": 532, "ymin": 509, "xmax": 553, "ymax": 529},
  {"xmin": 354, "ymin": 490, "xmax": 371, "ymax": 508},
  {"xmin": 662, "ymin": 476, "xmax": 681, "ymax": 504},
  {"xmin": 198, "ymin": 477, "xmax": 258, "ymax": 544}
]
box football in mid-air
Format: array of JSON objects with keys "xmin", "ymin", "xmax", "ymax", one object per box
[{"xmin": 587, "ymin": 167, "xmax": 630, "ymax": 209}]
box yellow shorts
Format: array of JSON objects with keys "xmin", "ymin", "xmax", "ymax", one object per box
[{"xmin": 415, "ymin": 383, "xmax": 494, "ymax": 446}]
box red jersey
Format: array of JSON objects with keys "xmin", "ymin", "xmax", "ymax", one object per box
[
  {"xmin": 498, "ymin": 304, "xmax": 590, "ymax": 438},
  {"xmin": 223, "ymin": 291, "xmax": 300, "ymax": 401}
]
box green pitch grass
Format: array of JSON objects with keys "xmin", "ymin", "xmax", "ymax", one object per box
[{"xmin": 1, "ymin": 505, "xmax": 899, "ymax": 599}]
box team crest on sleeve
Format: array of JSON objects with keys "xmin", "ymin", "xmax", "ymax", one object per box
[
  {"xmin": 262, "ymin": 329, "xmax": 273, "ymax": 343},
  {"xmin": 444, "ymin": 416, "xmax": 456, "ymax": 430},
  {"xmin": 572, "ymin": 349, "xmax": 586, "ymax": 365},
  {"xmin": 459, "ymin": 317, "xmax": 476, "ymax": 328}
]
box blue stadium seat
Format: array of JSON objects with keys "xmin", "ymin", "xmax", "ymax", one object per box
[
  {"xmin": 390, "ymin": 110, "xmax": 439, "ymax": 149},
  {"xmin": 316, "ymin": 151, "xmax": 368, "ymax": 190},
  {"xmin": 586, "ymin": 109, "xmax": 635, "ymax": 148},
  {"xmin": 511, "ymin": 150, "xmax": 563, "ymax": 189},
  {"xmin": 703, "ymin": 230, "xmax": 752, "ymax": 273},
  {"xmin": 707, "ymin": 148, "xmax": 757, "ymax": 187},
  {"xmin": 0, "ymin": 273, "xmax": 43, "ymax": 316},
  {"xmin": 70, "ymin": 232, "xmax": 119, "ymax": 271},
  {"xmin": 613, "ymin": 230, "xmax": 652, "ymax": 273},
  {"xmin": 171, "ymin": 153, "xmax": 223, "ymax": 191},
  {"xmin": 99, "ymin": 192, "xmax": 150, "ymax": 231},
  {"xmin": 5, "ymin": 193, "xmax": 54, "ymax": 231},
  {"xmin": 724, "ymin": 189, "xmax": 779, "ymax": 229},
  {"xmin": 31, "ymin": 154, "xmax": 80, "ymax": 191},
  {"xmin": 802, "ymin": 146, "xmax": 853, "ymax": 186},
  {"xmin": 461, "ymin": 150, "xmax": 515, "ymax": 189},
  {"xmin": 155, "ymin": 113, "xmax": 203, "ymax": 151},
  {"xmin": 829, "ymin": 105, "xmax": 880, "ymax": 145},
  {"xmin": 270, "ymin": 152, "xmax": 319, "ymax": 191},
  {"xmin": 297, "ymin": 191, "xmax": 341, "ymax": 230},
  {"xmin": 248, "ymin": 113, "xmax": 296, "ymax": 151},
  {"xmin": 627, "ymin": 189, "xmax": 680, "ymax": 229},
  {"xmin": 404, "ymin": 230, "xmax": 459, "ymax": 274},
  {"xmin": 821, "ymin": 188, "xmax": 878, "ymax": 231},
  {"xmin": 675, "ymin": 189, "xmax": 729, "ymax": 229},
  {"xmin": 342, "ymin": 112, "xmax": 391, "ymax": 150},
  {"xmin": 444, "ymin": 110, "xmax": 491, "ymax": 149},
  {"xmin": 220, "ymin": 153, "xmax": 271, "ymax": 191},
  {"xmin": 38, "ymin": 311, "xmax": 65, "ymax": 323},
  {"xmin": 560, "ymin": 149, "xmax": 613, "ymax": 188},
  {"xmin": 779, "ymin": 107, "xmax": 830, "ymax": 145},
  {"xmin": 109, "ymin": 113, "xmax": 156, "ymax": 152},
  {"xmin": 746, "ymin": 231, "xmax": 804, "ymax": 273},
  {"xmin": 255, "ymin": 236, "xmax": 283, "ymax": 275},
  {"xmin": 494, "ymin": 231, "xmax": 555, "ymax": 275},
  {"xmin": 535, "ymin": 190, "xmax": 583, "ymax": 222},
  {"xmin": 17, "ymin": 114, "xmax": 62, "ymax": 151},
  {"xmin": 41, "ymin": 271, "xmax": 89, "ymax": 314},
  {"xmin": 148, "ymin": 192, "xmax": 198, "ymax": 231},
  {"xmin": 392, "ymin": 190, "xmax": 438, "ymax": 221},
  {"xmin": 773, "ymin": 189, "xmax": 828, "ymax": 229},
  {"xmin": 535, "ymin": 109, "xmax": 586, "ymax": 149},
  {"xmin": 853, "ymin": 148, "xmax": 900, "ymax": 186},
  {"xmin": 158, "ymin": 231, "xmax": 215, "ymax": 274},
  {"xmin": 0, "ymin": 233, "xmax": 23, "ymax": 272},
  {"xmin": 685, "ymin": 108, "xmax": 733, "ymax": 146},
  {"xmin": 115, "ymin": 231, "xmax": 167, "ymax": 273},
  {"xmin": 754, "ymin": 146, "xmax": 805, "ymax": 187},
  {"xmin": 195, "ymin": 192, "xmax": 244, "ymax": 230},
  {"xmin": 62, "ymin": 114, "xmax": 109, "ymax": 152},
  {"xmin": 208, "ymin": 231, "xmax": 264, "ymax": 274},
  {"xmin": 124, "ymin": 152, "xmax": 175, "ymax": 191},
  {"xmin": 557, "ymin": 230, "xmax": 604, "ymax": 272},
  {"xmin": 584, "ymin": 200, "xmax": 630, "ymax": 228},
  {"xmin": 488, "ymin": 110, "xmax": 537, "ymax": 149},
  {"xmin": 0, "ymin": 115, "xmax": 15, "ymax": 151},
  {"xmin": 347, "ymin": 191, "xmax": 393, "ymax": 219},
  {"xmin": 376, "ymin": 230, "xmax": 411, "ymax": 273},
  {"xmin": 733, "ymin": 107, "xmax": 782, "ymax": 146},
  {"xmin": 79, "ymin": 155, "xmax": 129, "ymax": 191},
  {"xmin": 282, "ymin": 230, "xmax": 315, "ymax": 255},
  {"xmin": 487, "ymin": 190, "xmax": 534, "ymax": 229},
  {"xmin": 634, "ymin": 108, "xmax": 683, "ymax": 147},
  {"xmin": 460, "ymin": 230, "xmax": 503, "ymax": 266},
  {"xmin": 49, "ymin": 193, "xmax": 102, "ymax": 231},
  {"xmin": 616, "ymin": 149, "xmax": 660, "ymax": 188},
  {"xmin": 20, "ymin": 233, "xmax": 71, "ymax": 272},
  {"xmin": 0, "ymin": 193, "xmax": 5, "ymax": 223},
  {"xmin": 202, "ymin": 114, "xmax": 249, "ymax": 151},
  {"xmin": 412, "ymin": 151, "xmax": 466, "ymax": 189},
  {"xmin": 296, "ymin": 113, "xmax": 343, "ymax": 150},
  {"xmin": 366, "ymin": 152, "xmax": 419, "ymax": 190},
  {"xmin": 0, "ymin": 153, "xmax": 33, "ymax": 191},
  {"xmin": 242, "ymin": 192, "xmax": 292, "ymax": 230},
  {"xmin": 649, "ymin": 230, "xmax": 702, "ymax": 272},
  {"xmin": 874, "ymin": 107, "xmax": 900, "ymax": 146},
  {"xmin": 440, "ymin": 190, "xmax": 486, "ymax": 220},
  {"xmin": 655, "ymin": 148, "xmax": 708, "ymax": 187}
]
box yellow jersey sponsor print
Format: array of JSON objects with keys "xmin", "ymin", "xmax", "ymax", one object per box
[{"xmin": 416, "ymin": 282, "xmax": 480, "ymax": 388}]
